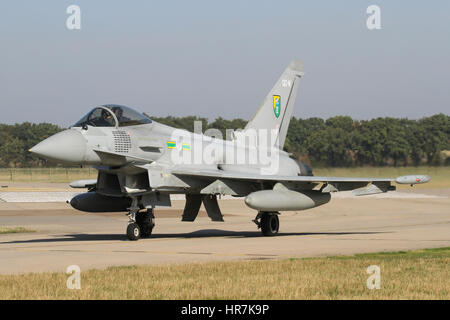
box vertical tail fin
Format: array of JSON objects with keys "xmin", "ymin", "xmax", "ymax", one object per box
[{"xmin": 243, "ymin": 60, "xmax": 304, "ymax": 149}]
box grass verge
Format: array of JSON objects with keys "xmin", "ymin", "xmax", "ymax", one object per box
[
  {"xmin": 0, "ymin": 247, "xmax": 448, "ymax": 299},
  {"xmin": 314, "ymin": 166, "xmax": 450, "ymax": 189},
  {"xmin": 0, "ymin": 226, "xmax": 35, "ymax": 234},
  {"xmin": 0, "ymin": 167, "xmax": 448, "ymax": 187}
]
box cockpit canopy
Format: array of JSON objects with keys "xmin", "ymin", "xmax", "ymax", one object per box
[{"xmin": 72, "ymin": 105, "xmax": 152, "ymax": 128}]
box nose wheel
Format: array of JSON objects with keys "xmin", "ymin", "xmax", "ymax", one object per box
[
  {"xmin": 126, "ymin": 208, "xmax": 155, "ymax": 241},
  {"xmin": 127, "ymin": 223, "xmax": 141, "ymax": 241}
]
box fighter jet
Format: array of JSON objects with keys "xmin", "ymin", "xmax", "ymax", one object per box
[{"xmin": 30, "ymin": 60, "xmax": 430, "ymax": 240}]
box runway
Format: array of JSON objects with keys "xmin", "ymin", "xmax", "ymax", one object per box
[{"xmin": 0, "ymin": 187, "xmax": 449, "ymax": 274}]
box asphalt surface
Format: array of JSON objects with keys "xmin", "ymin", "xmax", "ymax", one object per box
[{"xmin": 0, "ymin": 187, "xmax": 449, "ymax": 274}]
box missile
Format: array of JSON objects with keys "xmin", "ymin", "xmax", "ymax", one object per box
[
  {"xmin": 245, "ymin": 189, "xmax": 330, "ymax": 211},
  {"xmin": 395, "ymin": 175, "xmax": 431, "ymax": 185},
  {"xmin": 70, "ymin": 192, "xmax": 131, "ymax": 212}
]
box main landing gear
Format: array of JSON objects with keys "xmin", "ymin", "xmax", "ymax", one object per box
[
  {"xmin": 253, "ymin": 211, "xmax": 280, "ymax": 236},
  {"xmin": 126, "ymin": 208, "xmax": 155, "ymax": 241}
]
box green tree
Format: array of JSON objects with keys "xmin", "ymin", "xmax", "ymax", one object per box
[
  {"xmin": 419, "ymin": 114, "xmax": 449, "ymax": 165},
  {"xmin": 0, "ymin": 137, "xmax": 25, "ymax": 167}
]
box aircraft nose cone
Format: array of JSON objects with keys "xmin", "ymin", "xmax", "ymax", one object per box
[{"xmin": 30, "ymin": 129, "xmax": 86, "ymax": 163}]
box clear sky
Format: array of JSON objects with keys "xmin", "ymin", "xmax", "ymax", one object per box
[{"xmin": 1, "ymin": 1, "xmax": 449, "ymax": 127}]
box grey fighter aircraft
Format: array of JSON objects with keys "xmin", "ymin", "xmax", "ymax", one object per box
[{"xmin": 30, "ymin": 60, "xmax": 430, "ymax": 240}]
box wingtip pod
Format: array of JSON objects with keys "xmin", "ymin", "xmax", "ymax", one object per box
[
  {"xmin": 288, "ymin": 59, "xmax": 305, "ymax": 76},
  {"xmin": 395, "ymin": 175, "xmax": 431, "ymax": 185}
]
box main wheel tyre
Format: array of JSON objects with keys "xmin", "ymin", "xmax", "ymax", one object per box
[
  {"xmin": 260, "ymin": 212, "xmax": 279, "ymax": 236},
  {"xmin": 127, "ymin": 223, "xmax": 141, "ymax": 241},
  {"xmin": 136, "ymin": 211, "xmax": 155, "ymax": 238}
]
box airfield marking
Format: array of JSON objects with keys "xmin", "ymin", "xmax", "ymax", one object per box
[
  {"xmin": 0, "ymin": 188, "xmax": 74, "ymax": 192},
  {"xmin": 11, "ymin": 246, "xmax": 285, "ymax": 259},
  {"xmin": 0, "ymin": 190, "xmax": 445, "ymax": 203}
]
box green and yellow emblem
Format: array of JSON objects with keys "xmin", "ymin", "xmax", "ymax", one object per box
[
  {"xmin": 167, "ymin": 141, "xmax": 177, "ymax": 149},
  {"xmin": 167, "ymin": 141, "xmax": 191, "ymax": 151},
  {"xmin": 273, "ymin": 95, "xmax": 281, "ymax": 118}
]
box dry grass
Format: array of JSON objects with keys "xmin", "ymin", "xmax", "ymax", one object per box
[
  {"xmin": 0, "ymin": 167, "xmax": 448, "ymax": 188},
  {"xmin": 0, "ymin": 248, "xmax": 448, "ymax": 300},
  {"xmin": 0, "ymin": 168, "xmax": 97, "ymax": 183},
  {"xmin": 0, "ymin": 226, "xmax": 35, "ymax": 234},
  {"xmin": 314, "ymin": 166, "xmax": 450, "ymax": 189}
]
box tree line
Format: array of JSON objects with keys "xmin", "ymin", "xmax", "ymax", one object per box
[
  {"xmin": 0, "ymin": 123, "xmax": 61, "ymax": 168},
  {"xmin": 0, "ymin": 114, "xmax": 448, "ymax": 167}
]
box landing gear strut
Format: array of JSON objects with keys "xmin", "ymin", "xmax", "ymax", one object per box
[
  {"xmin": 126, "ymin": 206, "xmax": 155, "ymax": 241},
  {"xmin": 253, "ymin": 211, "xmax": 279, "ymax": 236}
]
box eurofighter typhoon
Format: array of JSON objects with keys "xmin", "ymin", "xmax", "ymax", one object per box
[{"xmin": 30, "ymin": 60, "xmax": 430, "ymax": 240}]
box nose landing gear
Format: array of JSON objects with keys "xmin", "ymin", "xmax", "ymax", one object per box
[{"xmin": 126, "ymin": 222, "xmax": 141, "ymax": 241}]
